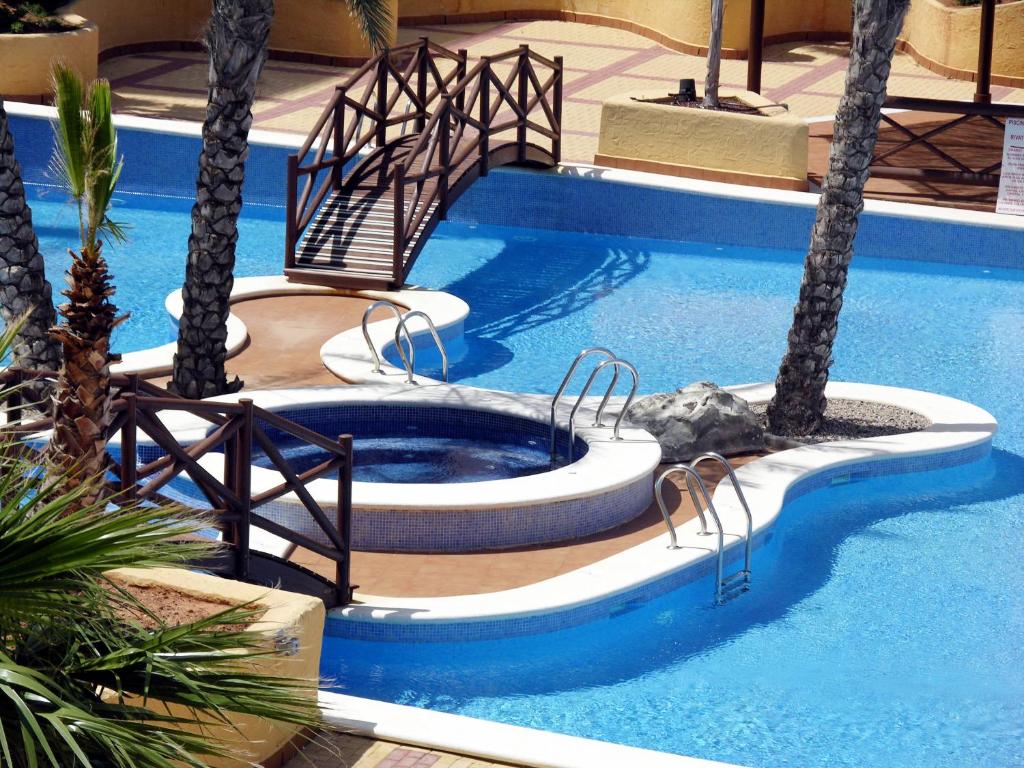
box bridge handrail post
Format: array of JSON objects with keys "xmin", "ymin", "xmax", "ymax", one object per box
[
  {"xmin": 553, "ymin": 55, "xmax": 564, "ymax": 164},
  {"xmin": 439, "ymin": 96, "xmax": 451, "ymax": 218},
  {"xmin": 376, "ymin": 53, "xmax": 388, "ymax": 147},
  {"xmin": 285, "ymin": 154, "xmax": 298, "ymax": 269},
  {"xmin": 332, "ymin": 86, "xmax": 346, "ymax": 190},
  {"xmin": 479, "ymin": 57, "xmax": 490, "ymax": 177},
  {"xmin": 456, "ymin": 49, "xmax": 468, "ymax": 113},
  {"xmin": 120, "ymin": 393, "xmax": 138, "ymax": 502},
  {"xmin": 517, "ymin": 45, "xmax": 528, "ymax": 163},
  {"xmin": 416, "ymin": 37, "xmax": 429, "ymax": 133},
  {"xmin": 393, "ymin": 164, "xmax": 406, "ymax": 282},
  {"xmin": 336, "ymin": 434, "xmax": 354, "ymax": 605}
]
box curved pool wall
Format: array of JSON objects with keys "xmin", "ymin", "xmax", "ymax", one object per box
[{"xmin": 119, "ymin": 386, "xmax": 661, "ymax": 554}]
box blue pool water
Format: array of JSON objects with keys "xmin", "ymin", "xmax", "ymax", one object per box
[
  {"xmin": 249, "ymin": 405, "xmax": 582, "ymax": 484},
  {"xmin": 26, "ymin": 186, "xmax": 284, "ymax": 353}
]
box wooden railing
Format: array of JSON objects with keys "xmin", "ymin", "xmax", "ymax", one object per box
[
  {"xmin": 285, "ymin": 38, "xmax": 563, "ymax": 282},
  {"xmin": 285, "ymin": 38, "xmax": 468, "ymax": 266},
  {"xmin": 392, "ymin": 45, "xmax": 563, "ymax": 280},
  {"xmin": 1, "ymin": 370, "xmax": 354, "ymax": 606},
  {"xmin": 869, "ymin": 96, "xmax": 1024, "ymax": 187}
]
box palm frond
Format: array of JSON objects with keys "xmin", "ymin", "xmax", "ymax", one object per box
[
  {"xmin": 50, "ymin": 62, "xmax": 86, "ymax": 201},
  {"xmin": 345, "ymin": 0, "xmax": 392, "ymax": 53}
]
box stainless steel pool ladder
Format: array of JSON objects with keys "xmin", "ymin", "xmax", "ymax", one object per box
[
  {"xmin": 656, "ymin": 453, "xmax": 754, "ymax": 605},
  {"xmin": 549, "ymin": 349, "xmax": 639, "ymax": 463},
  {"xmin": 361, "ymin": 301, "xmax": 448, "ymax": 384}
]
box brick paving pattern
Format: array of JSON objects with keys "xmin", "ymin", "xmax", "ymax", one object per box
[{"xmin": 289, "ymin": 732, "xmax": 519, "ymax": 768}]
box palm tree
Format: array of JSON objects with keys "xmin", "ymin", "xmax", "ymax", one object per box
[
  {"xmin": 0, "ymin": 99, "xmax": 62, "ymax": 377},
  {"xmin": 703, "ymin": 0, "xmax": 725, "ymax": 108},
  {"xmin": 766, "ymin": 0, "xmax": 911, "ymax": 435},
  {"xmin": 0, "ymin": 340, "xmax": 319, "ymax": 766},
  {"xmin": 171, "ymin": 0, "xmax": 392, "ymax": 399},
  {"xmin": 46, "ymin": 65, "xmax": 126, "ymax": 493}
]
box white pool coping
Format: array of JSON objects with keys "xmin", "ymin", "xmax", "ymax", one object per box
[
  {"xmin": 318, "ymin": 691, "xmax": 741, "ymax": 768},
  {"xmin": 331, "ymin": 380, "xmax": 995, "ymax": 628}
]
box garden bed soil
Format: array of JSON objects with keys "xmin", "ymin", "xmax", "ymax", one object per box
[
  {"xmin": 113, "ymin": 582, "xmax": 262, "ymax": 632},
  {"xmin": 749, "ymin": 398, "xmax": 930, "ymax": 444},
  {"xmin": 634, "ymin": 94, "xmax": 769, "ymax": 116},
  {"xmin": 0, "ymin": 3, "xmax": 78, "ymax": 34}
]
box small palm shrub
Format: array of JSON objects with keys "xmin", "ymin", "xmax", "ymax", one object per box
[{"xmin": 0, "ymin": 326, "xmax": 320, "ymax": 768}]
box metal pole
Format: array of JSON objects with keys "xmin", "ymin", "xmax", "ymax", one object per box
[
  {"xmin": 746, "ymin": 0, "xmax": 766, "ymax": 94},
  {"xmin": 974, "ymin": 0, "xmax": 995, "ymax": 104}
]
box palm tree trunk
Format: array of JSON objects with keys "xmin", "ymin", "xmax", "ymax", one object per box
[
  {"xmin": 48, "ymin": 246, "xmax": 120, "ymax": 496},
  {"xmin": 766, "ymin": 0, "xmax": 910, "ymax": 436},
  {"xmin": 0, "ymin": 100, "xmax": 62, "ymax": 378},
  {"xmin": 703, "ymin": 0, "xmax": 725, "ymax": 108},
  {"xmin": 170, "ymin": 0, "xmax": 274, "ymax": 399}
]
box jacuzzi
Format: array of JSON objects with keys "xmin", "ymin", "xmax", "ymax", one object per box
[{"xmin": 150, "ymin": 386, "xmax": 662, "ymax": 554}]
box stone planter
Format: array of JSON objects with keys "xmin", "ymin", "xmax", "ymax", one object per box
[
  {"xmin": 595, "ymin": 90, "xmax": 809, "ymax": 191},
  {"xmin": 106, "ymin": 567, "xmax": 326, "ymax": 768},
  {"xmin": 0, "ymin": 15, "xmax": 97, "ymax": 101}
]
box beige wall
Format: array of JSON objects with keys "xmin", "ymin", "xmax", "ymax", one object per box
[
  {"xmin": 398, "ymin": 0, "xmax": 1023, "ymax": 82},
  {"xmin": 595, "ymin": 91, "xmax": 808, "ymax": 190},
  {"xmin": 69, "ymin": 0, "xmax": 397, "ymax": 60},
  {"xmin": 0, "ymin": 17, "xmax": 98, "ymax": 99}
]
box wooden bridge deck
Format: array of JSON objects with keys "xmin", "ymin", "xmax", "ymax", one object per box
[{"xmin": 284, "ymin": 39, "xmax": 563, "ymax": 290}]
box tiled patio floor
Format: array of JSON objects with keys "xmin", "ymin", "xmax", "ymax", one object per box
[
  {"xmin": 286, "ymin": 732, "xmax": 519, "ymax": 768},
  {"xmin": 101, "ymin": 19, "xmax": 1024, "ymax": 167}
]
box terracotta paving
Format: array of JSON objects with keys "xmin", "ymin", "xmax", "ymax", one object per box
[
  {"xmin": 100, "ymin": 20, "xmax": 1023, "ymax": 209},
  {"xmin": 285, "ymin": 732, "xmax": 519, "ymax": 768},
  {"xmin": 292, "ymin": 454, "xmax": 761, "ymax": 598}
]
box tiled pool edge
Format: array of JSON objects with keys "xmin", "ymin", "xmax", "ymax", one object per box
[{"xmin": 327, "ymin": 381, "xmax": 996, "ymax": 642}]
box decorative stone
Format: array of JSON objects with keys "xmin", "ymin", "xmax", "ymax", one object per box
[{"xmin": 626, "ymin": 381, "xmax": 765, "ymax": 462}]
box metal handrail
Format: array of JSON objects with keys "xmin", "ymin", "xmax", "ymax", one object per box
[
  {"xmin": 549, "ymin": 347, "xmax": 619, "ymax": 461},
  {"xmin": 393, "ymin": 310, "xmax": 449, "ymax": 384},
  {"xmin": 566, "ymin": 358, "xmax": 639, "ymax": 463},
  {"xmin": 691, "ymin": 452, "xmax": 753, "ymax": 587},
  {"xmin": 361, "ymin": 300, "xmax": 413, "ymax": 380},
  {"xmin": 655, "ymin": 464, "xmax": 727, "ymax": 603}
]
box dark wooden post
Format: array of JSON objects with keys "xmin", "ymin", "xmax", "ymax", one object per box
[
  {"xmin": 332, "ymin": 87, "xmax": 345, "ymax": 190},
  {"xmin": 234, "ymin": 399, "xmax": 253, "ymax": 580},
  {"xmin": 746, "ymin": 0, "xmax": 766, "ymax": 94},
  {"xmin": 553, "ymin": 55, "xmax": 564, "ymax": 164},
  {"xmin": 456, "ymin": 48, "xmax": 468, "ymax": 113},
  {"xmin": 336, "ymin": 434, "xmax": 354, "ymax": 604},
  {"xmin": 974, "ymin": 0, "xmax": 995, "ymax": 104},
  {"xmin": 480, "ymin": 57, "xmax": 491, "ymax": 177},
  {"xmin": 393, "ymin": 164, "xmax": 406, "ymax": 282},
  {"xmin": 285, "ymin": 154, "xmax": 298, "ymax": 270},
  {"xmin": 517, "ymin": 45, "xmax": 529, "ymax": 163},
  {"xmin": 439, "ymin": 97, "xmax": 451, "ymax": 218},
  {"xmin": 120, "ymin": 393, "xmax": 137, "ymax": 502},
  {"xmin": 416, "ymin": 37, "xmax": 429, "ymax": 133},
  {"xmin": 376, "ymin": 54, "xmax": 389, "ymax": 147}
]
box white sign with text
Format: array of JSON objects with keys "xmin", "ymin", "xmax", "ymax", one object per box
[{"xmin": 996, "ymin": 117, "xmax": 1024, "ymax": 216}]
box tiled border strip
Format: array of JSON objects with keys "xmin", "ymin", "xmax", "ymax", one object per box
[
  {"xmin": 325, "ymin": 381, "xmax": 996, "ymax": 641},
  {"xmin": 317, "ymin": 691, "xmax": 742, "ymax": 768}
]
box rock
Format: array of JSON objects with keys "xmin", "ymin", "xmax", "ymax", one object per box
[{"xmin": 626, "ymin": 381, "xmax": 764, "ymax": 462}]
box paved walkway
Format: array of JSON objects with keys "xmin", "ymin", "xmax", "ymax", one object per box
[
  {"xmin": 286, "ymin": 732, "xmax": 519, "ymax": 768},
  {"xmin": 101, "ymin": 19, "xmax": 1024, "ymax": 167}
]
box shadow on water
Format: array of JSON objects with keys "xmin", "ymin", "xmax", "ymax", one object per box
[{"xmin": 324, "ymin": 449, "xmax": 1024, "ymax": 703}]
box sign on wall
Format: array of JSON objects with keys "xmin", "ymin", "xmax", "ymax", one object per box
[{"xmin": 996, "ymin": 117, "xmax": 1024, "ymax": 216}]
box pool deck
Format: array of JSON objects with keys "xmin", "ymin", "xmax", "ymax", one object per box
[
  {"xmin": 284, "ymin": 732, "xmax": 519, "ymax": 768},
  {"xmin": 100, "ymin": 19, "xmax": 1022, "ymax": 212}
]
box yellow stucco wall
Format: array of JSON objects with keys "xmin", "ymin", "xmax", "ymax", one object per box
[
  {"xmin": 399, "ymin": 0, "xmax": 1023, "ymax": 82},
  {"xmin": 596, "ymin": 91, "xmax": 808, "ymax": 189},
  {"xmin": 0, "ymin": 17, "xmax": 98, "ymax": 99},
  {"xmin": 69, "ymin": 0, "xmax": 397, "ymax": 60},
  {"xmin": 107, "ymin": 567, "xmax": 325, "ymax": 768},
  {"xmin": 901, "ymin": 0, "xmax": 1023, "ymax": 83}
]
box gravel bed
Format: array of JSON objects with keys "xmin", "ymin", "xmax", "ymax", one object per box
[{"xmin": 748, "ymin": 398, "xmax": 930, "ymax": 444}]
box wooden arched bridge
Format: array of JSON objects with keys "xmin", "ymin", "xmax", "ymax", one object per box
[{"xmin": 284, "ymin": 38, "xmax": 564, "ymax": 289}]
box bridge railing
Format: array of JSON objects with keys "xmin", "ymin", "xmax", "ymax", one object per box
[
  {"xmin": 286, "ymin": 38, "xmax": 467, "ymax": 268},
  {"xmin": 1, "ymin": 369, "xmax": 355, "ymax": 606},
  {"xmin": 392, "ymin": 46, "xmax": 564, "ymax": 280}
]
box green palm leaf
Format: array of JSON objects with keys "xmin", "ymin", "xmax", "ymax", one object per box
[{"xmin": 345, "ymin": 0, "xmax": 392, "ymax": 53}]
